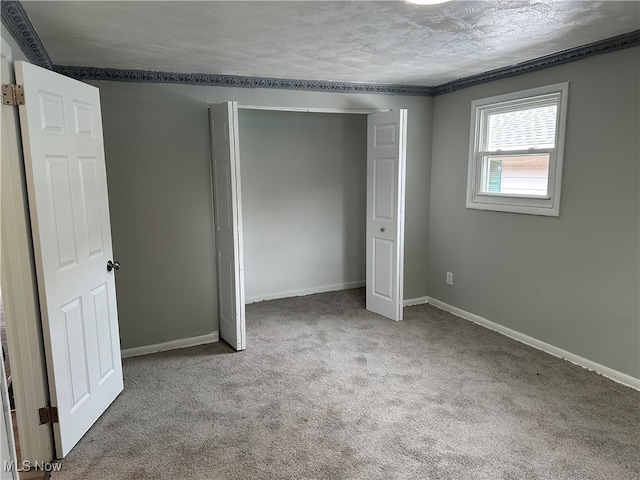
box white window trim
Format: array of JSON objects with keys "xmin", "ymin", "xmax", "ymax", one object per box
[{"xmin": 466, "ymin": 82, "xmax": 569, "ymax": 216}]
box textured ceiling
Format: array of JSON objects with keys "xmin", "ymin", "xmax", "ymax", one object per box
[{"xmin": 21, "ymin": 1, "xmax": 640, "ymax": 86}]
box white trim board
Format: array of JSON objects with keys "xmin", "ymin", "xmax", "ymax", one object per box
[
  {"xmin": 1, "ymin": 36, "xmax": 54, "ymax": 463},
  {"xmin": 121, "ymin": 332, "xmax": 219, "ymax": 359},
  {"xmin": 403, "ymin": 296, "xmax": 429, "ymax": 307},
  {"xmin": 427, "ymin": 297, "xmax": 640, "ymax": 391},
  {"xmin": 237, "ymin": 105, "xmax": 390, "ymax": 115},
  {"xmin": 245, "ymin": 280, "xmax": 365, "ymax": 304}
]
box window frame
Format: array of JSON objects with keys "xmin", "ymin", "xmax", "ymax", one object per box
[{"xmin": 466, "ymin": 82, "xmax": 569, "ymax": 216}]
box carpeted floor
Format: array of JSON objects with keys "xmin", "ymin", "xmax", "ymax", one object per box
[{"xmin": 51, "ymin": 289, "xmax": 639, "ymax": 479}]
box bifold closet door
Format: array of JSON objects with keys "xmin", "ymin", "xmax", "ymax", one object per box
[
  {"xmin": 366, "ymin": 109, "xmax": 407, "ymax": 321},
  {"xmin": 209, "ymin": 102, "xmax": 246, "ymax": 351}
]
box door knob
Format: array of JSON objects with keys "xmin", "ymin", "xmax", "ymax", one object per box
[
  {"xmin": 107, "ymin": 260, "xmax": 120, "ymax": 272},
  {"xmin": 380, "ymin": 227, "xmax": 385, "ymax": 232}
]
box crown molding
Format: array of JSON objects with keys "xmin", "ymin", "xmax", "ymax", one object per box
[
  {"xmin": 0, "ymin": 0, "xmax": 52, "ymax": 69},
  {"xmin": 2, "ymin": 0, "xmax": 638, "ymax": 97},
  {"xmin": 432, "ymin": 30, "xmax": 640, "ymax": 96},
  {"xmin": 53, "ymin": 66, "xmax": 434, "ymax": 96}
]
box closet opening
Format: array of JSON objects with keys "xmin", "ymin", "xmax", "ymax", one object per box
[
  {"xmin": 238, "ymin": 108, "xmax": 368, "ymax": 305},
  {"xmin": 209, "ymin": 103, "xmax": 407, "ymax": 350}
]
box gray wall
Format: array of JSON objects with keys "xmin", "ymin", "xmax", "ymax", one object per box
[
  {"xmin": 239, "ymin": 110, "xmax": 367, "ymax": 302},
  {"xmin": 1, "ymin": 30, "xmax": 30, "ymax": 63},
  {"xmin": 95, "ymin": 84, "xmax": 216, "ymax": 349},
  {"xmin": 428, "ymin": 47, "xmax": 640, "ymax": 378},
  {"xmin": 93, "ymin": 81, "xmax": 433, "ymax": 349}
]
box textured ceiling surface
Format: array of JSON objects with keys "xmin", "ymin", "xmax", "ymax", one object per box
[{"xmin": 21, "ymin": 1, "xmax": 640, "ymax": 86}]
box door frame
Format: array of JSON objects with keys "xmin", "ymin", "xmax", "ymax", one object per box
[
  {"xmin": 0, "ymin": 38, "xmax": 54, "ymax": 463},
  {"xmin": 209, "ymin": 102, "xmax": 246, "ymax": 351},
  {"xmin": 0, "ymin": 36, "xmax": 18, "ymax": 480},
  {"xmin": 238, "ymin": 105, "xmax": 390, "ymax": 115},
  {"xmin": 210, "ymin": 103, "xmax": 406, "ymax": 325},
  {"xmin": 366, "ymin": 110, "xmax": 408, "ymax": 321}
]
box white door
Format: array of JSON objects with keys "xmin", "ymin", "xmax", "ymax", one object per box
[
  {"xmin": 366, "ymin": 110, "xmax": 407, "ymax": 321},
  {"xmin": 209, "ymin": 102, "xmax": 246, "ymax": 351},
  {"xmin": 15, "ymin": 61, "xmax": 123, "ymax": 457}
]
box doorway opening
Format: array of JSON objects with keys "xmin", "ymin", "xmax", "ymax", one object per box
[
  {"xmin": 1, "ymin": 289, "xmax": 18, "ymax": 458},
  {"xmin": 1, "ymin": 290, "xmax": 49, "ymax": 480},
  {"xmin": 209, "ymin": 102, "xmax": 408, "ymax": 350}
]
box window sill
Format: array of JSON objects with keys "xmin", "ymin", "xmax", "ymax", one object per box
[
  {"xmin": 466, "ymin": 197, "xmax": 560, "ymax": 217},
  {"xmin": 475, "ymin": 192, "xmax": 551, "ymax": 201}
]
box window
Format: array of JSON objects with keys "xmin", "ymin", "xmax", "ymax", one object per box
[{"xmin": 466, "ymin": 82, "xmax": 569, "ymax": 216}]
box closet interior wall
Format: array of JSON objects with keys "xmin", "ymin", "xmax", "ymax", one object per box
[{"xmin": 238, "ymin": 109, "xmax": 368, "ymax": 303}]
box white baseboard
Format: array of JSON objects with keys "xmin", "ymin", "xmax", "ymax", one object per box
[
  {"xmin": 121, "ymin": 331, "xmax": 219, "ymax": 359},
  {"xmin": 427, "ymin": 297, "xmax": 640, "ymax": 391},
  {"xmin": 245, "ymin": 280, "xmax": 365, "ymax": 304},
  {"xmin": 403, "ymin": 296, "xmax": 429, "ymax": 307}
]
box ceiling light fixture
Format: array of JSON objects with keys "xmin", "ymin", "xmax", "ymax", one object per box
[{"xmin": 403, "ymin": 0, "xmax": 453, "ymax": 5}]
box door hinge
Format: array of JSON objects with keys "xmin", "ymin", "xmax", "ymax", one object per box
[
  {"xmin": 2, "ymin": 84, "xmax": 25, "ymax": 105},
  {"xmin": 38, "ymin": 406, "xmax": 59, "ymax": 425}
]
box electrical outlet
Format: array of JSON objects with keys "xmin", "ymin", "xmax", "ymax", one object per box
[{"xmin": 446, "ymin": 272, "xmax": 453, "ymax": 286}]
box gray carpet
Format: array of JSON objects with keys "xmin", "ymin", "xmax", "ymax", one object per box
[{"xmin": 52, "ymin": 289, "xmax": 639, "ymax": 479}]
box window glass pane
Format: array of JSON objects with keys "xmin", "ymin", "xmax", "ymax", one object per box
[
  {"xmin": 487, "ymin": 105, "xmax": 557, "ymax": 151},
  {"xmin": 482, "ymin": 154, "xmax": 549, "ymax": 196}
]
